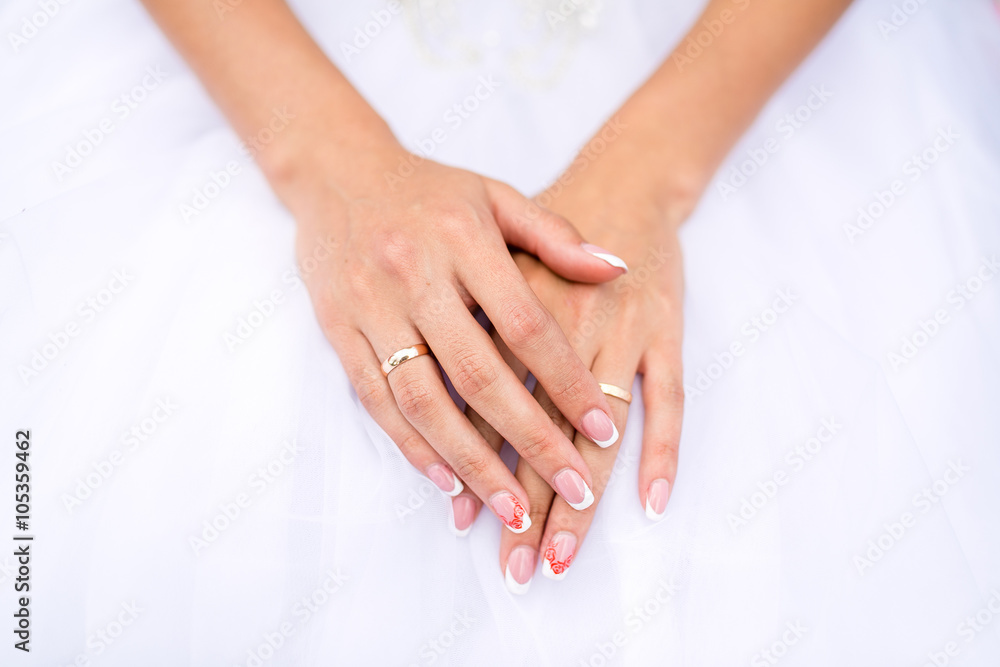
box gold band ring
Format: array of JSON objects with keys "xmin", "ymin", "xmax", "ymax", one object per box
[
  {"xmin": 599, "ymin": 383, "xmax": 633, "ymax": 404},
  {"xmin": 381, "ymin": 344, "xmax": 432, "ymax": 376}
]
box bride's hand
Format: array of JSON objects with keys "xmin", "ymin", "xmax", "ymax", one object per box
[
  {"xmin": 287, "ymin": 140, "xmax": 628, "ymax": 532},
  {"xmin": 462, "ymin": 158, "xmax": 691, "ymax": 589}
]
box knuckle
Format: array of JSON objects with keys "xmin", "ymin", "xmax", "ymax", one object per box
[
  {"xmin": 393, "ymin": 374, "xmax": 437, "ymax": 423},
  {"xmin": 500, "ymin": 300, "xmax": 550, "ymax": 349},
  {"xmin": 516, "ymin": 424, "xmax": 556, "ymax": 462},
  {"xmin": 354, "ymin": 369, "xmax": 389, "ymax": 412},
  {"xmin": 451, "ymin": 351, "xmax": 499, "ymax": 399},
  {"xmin": 545, "ymin": 369, "xmax": 588, "ymax": 408},
  {"xmin": 454, "ymin": 452, "xmax": 490, "ymax": 481},
  {"xmin": 395, "ymin": 431, "xmax": 425, "ymax": 459},
  {"xmin": 659, "ymin": 380, "xmax": 685, "ymax": 414},
  {"xmin": 372, "ymin": 230, "xmax": 420, "ymax": 280}
]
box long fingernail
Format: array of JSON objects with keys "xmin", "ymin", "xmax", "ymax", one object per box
[
  {"xmin": 553, "ymin": 468, "xmax": 594, "ymax": 511},
  {"xmin": 450, "ymin": 495, "xmax": 476, "ymax": 536},
  {"xmin": 490, "ymin": 491, "xmax": 531, "ymax": 534},
  {"xmin": 580, "ymin": 409, "xmax": 619, "ymax": 448},
  {"xmin": 505, "ymin": 546, "xmax": 536, "ymax": 595},
  {"xmin": 427, "ymin": 463, "xmax": 463, "ymax": 497},
  {"xmin": 541, "ymin": 531, "xmax": 577, "ymax": 581},
  {"xmin": 581, "ymin": 243, "xmax": 629, "ymax": 272},
  {"xmin": 645, "ymin": 478, "xmax": 672, "ymax": 521}
]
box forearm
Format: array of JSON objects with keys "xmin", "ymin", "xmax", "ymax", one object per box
[
  {"xmin": 574, "ymin": 0, "xmax": 854, "ymax": 225},
  {"xmin": 139, "ymin": 0, "xmax": 400, "ymax": 201}
]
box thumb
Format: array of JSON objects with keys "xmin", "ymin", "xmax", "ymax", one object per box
[{"xmin": 484, "ymin": 179, "xmax": 628, "ymax": 284}]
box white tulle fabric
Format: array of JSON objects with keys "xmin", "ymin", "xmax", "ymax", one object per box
[{"xmin": 1, "ymin": 0, "xmax": 999, "ymax": 664}]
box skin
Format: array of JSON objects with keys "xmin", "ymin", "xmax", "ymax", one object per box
[
  {"xmin": 141, "ymin": 0, "xmax": 856, "ymax": 587},
  {"xmin": 139, "ymin": 0, "xmax": 629, "ymax": 527},
  {"xmin": 458, "ymin": 0, "xmax": 856, "ymax": 585}
]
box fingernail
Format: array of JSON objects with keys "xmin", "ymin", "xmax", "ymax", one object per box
[
  {"xmin": 553, "ymin": 468, "xmax": 594, "ymax": 511},
  {"xmin": 645, "ymin": 478, "xmax": 672, "ymax": 521},
  {"xmin": 580, "ymin": 409, "xmax": 619, "ymax": 448},
  {"xmin": 450, "ymin": 495, "xmax": 476, "ymax": 536},
  {"xmin": 427, "ymin": 463, "xmax": 463, "ymax": 497},
  {"xmin": 490, "ymin": 491, "xmax": 531, "ymax": 534},
  {"xmin": 505, "ymin": 546, "xmax": 536, "ymax": 595},
  {"xmin": 541, "ymin": 531, "xmax": 577, "ymax": 581},
  {"xmin": 581, "ymin": 243, "xmax": 628, "ymax": 272}
]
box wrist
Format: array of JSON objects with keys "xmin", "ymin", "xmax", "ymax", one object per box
[{"xmin": 259, "ymin": 106, "xmax": 405, "ymax": 208}]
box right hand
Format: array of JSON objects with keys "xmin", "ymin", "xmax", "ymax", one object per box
[{"xmin": 287, "ymin": 144, "xmax": 627, "ymax": 534}]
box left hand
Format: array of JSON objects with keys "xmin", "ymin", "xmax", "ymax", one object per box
[{"xmin": 456, "ymin": 161, "xmax": 692, "ymax": 591}]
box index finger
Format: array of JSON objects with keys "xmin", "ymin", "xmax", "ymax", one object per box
[{"xmin": 458, "ymin": 254, "xmax": 621, "ymax": 449}]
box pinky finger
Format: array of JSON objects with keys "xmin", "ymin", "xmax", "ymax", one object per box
[
  {"xmin": 637, "ymin": 349, "xmax": 685, "ymax": 521},
  {"xmin": 338, "ymin": 329, "xmax": 465, "ymax": 500}
]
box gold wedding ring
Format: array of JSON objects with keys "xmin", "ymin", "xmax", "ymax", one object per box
[
  {"xmin": 599, "ymin": 383, "xmax": 633, "ymax": 404},
  {"xmin": 381, "ymin": 344, "xmax": 432, "ymax": 376}
]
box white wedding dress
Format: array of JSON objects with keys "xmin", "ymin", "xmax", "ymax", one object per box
[{"xmin": 2, "ymin": 0, "xmax": 999, "ymax": 664}]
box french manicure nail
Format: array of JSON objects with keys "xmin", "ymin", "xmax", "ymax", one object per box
[
  {"xmin": 450, "ymin": 495, "xmax": 476, "ymax": 536},
  {"xmin": 581, "ymin": 243, "xmax": 629, "ymax": 272},
  {"xmin": 553, "ymin": 468, "xmax": 594, "ymax": 511},
  {"xmin": 490, "ymin": 491, "xmax": 531, "ymax": 534},
  {"xmin": 505, "ymin": 546, "xmax": 536, "ymax": 595},
  {"xmin": 580, "ymin": 409, "xmax": 619, "ymax": 448},
  {"xmin": 645, "ymin": 478, "xmax": 672, "ymax": 521},
  {"xmin": 427, "ymin": 463, "xmax": 463, "ymax": 497},
  {"xmin": 541, "ymin": 531, "xmax": 577, "ymax": 581}
]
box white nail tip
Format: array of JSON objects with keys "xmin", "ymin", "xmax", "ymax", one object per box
[
  {"xmin": 444, "ymin": 477, "xmax": 464, "ymax": 497},
  {"xmin": 505, "ymin": 514, "xmax": 531, "ymax": 534},
  {"xmin": 588, "ymin": 251, "xmax": 629, "ymax": 272},
  {"xmin": 541, "ymin": 559, "xmax": 567, "ymax": 582},
  {"xmin": 505, "ymin": 566, "xmax": 532, "ymax": 595},
  {"xmin": 645, "ymin": 499, "xmax": 665, "ymax": 522},
  {"xmin": 451, "ymin": 523, "xmax": 472, "ymax": 537},
  {"xmin": 568, "ymin": 484, "xmax": 595, "ymax": 511},
  {"xmin": 591, "ymin": 422, "xmax": 620, "ymax": 449}
]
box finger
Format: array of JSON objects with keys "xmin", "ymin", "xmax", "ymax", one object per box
[
  {"xmin": 500, "ymin": 457, "xmax": 554, "ymax": 595},
  {"xmin": 539, "ymin": 350, "xmax": 638, "ymax": 582},
  {"xmin": 637, "ymin": 344, "xmax": 684, "ymax": 521},
  {"xmin": 484, "ymin": 178, "xmax": 628, "ymax": 282},
  {"xmin": 366, "ymin": 322, "xmax": 532, "ymax": 534},
  {"xmin": 416, "ymin": 292, "xmax": 597, "ymax": 511},
  {"xmin": 336, "ymin": 327, "xmax": 464, "ymax": 497},
  {"xmin": 497, "ymin": 375, "xmax": 574, "ymax": 594},
  {"xmin": 457, "ymin": 252, "xmax": 621, "ymax": 450}
]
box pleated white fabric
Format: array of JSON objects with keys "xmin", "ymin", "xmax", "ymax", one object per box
[{"xmin": 1, "ymin": 0, "xmax": 999, "ymax": 665}]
